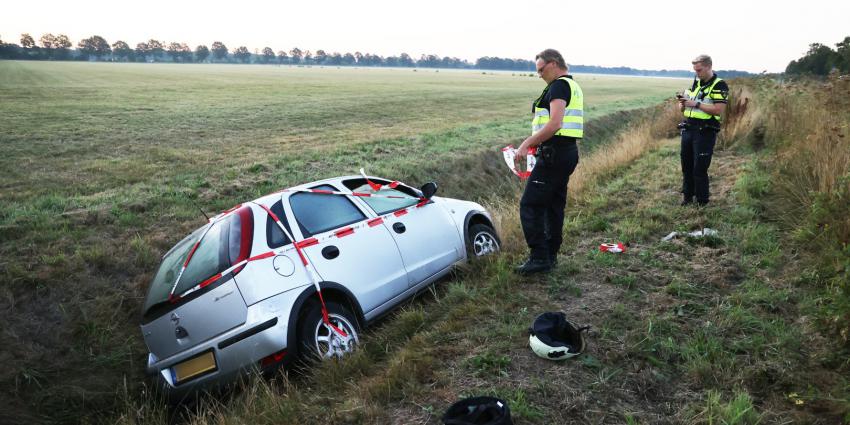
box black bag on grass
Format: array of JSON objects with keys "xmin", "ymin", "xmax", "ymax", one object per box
[{"xmin": 442, "ymin": 396, "xmax": 513, "ymax": 425}]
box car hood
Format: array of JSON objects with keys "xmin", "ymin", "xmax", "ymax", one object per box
[{"xmin": 433, "ymin": 196, "xmax": 489, "ymax": 216}]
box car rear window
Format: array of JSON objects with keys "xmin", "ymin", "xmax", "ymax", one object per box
[{"xmin": 143, "ymin": 208, "xmax": 252, "ymax": 317}]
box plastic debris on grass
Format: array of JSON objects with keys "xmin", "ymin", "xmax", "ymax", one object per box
[
  {"xmin": 599, "ymin": 242, "xmax": 626, "ymax": 253},
  {"xmin": 661, "ymin": 228, "xmax": 718, "ymax": 242}
]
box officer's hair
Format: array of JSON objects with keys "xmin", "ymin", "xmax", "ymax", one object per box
[
  {"xmin": 536, "ymin": 49, "xmax": 568, "ymax": 71},
  {"xmin": 692, "ymin": 54, "xmax": 712, "ymax": 67}
]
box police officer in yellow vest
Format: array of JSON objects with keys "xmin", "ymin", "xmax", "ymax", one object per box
[
  {"xmin": 677, "ymin": 54, "xmax": 729, "ymax": 206},
  {"xmin": 515, "ymin": 49, "xmax": 582, "ymax": 275}
]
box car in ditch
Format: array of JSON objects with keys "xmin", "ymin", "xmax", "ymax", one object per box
[{"xmin": 140, "ymin": 174, "xmax": 499, "ymax": 400}]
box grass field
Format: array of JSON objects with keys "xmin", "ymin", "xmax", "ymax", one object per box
[
  {"xmin": 114, "ymin": 79, "xmax": 850, "ymax": 424},
  {"xmin": 0, "ymin": 61, "xmax": 685, "ymax": 423},
  {"xmin": 0, "ymin": 61, "xmax": 682, "ymax": 197}
]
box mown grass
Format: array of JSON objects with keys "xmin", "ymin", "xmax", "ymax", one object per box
[
  {"xmin": 113, "ymin": 77, "xmax": 850, "ymax": 424},
  {"xmin": 0, "ymin": 61, "xmax": 685, "ymax": 423},
  {"xmin": 6, "ymin": 61, "xmax": 847, "ymax": 424}
]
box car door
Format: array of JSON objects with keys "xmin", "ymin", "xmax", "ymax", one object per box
[
  {"xmin": 342, "ymin": 179, "xmax": 463, "ymax": 287},
  {"xmin": 286, "ymin": 185, "xmax": 408, "ymax": 315}
]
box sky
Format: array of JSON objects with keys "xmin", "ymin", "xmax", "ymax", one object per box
[{"xmin": 2, "ymin": 0, "xmax": 848, "ymax": 73}]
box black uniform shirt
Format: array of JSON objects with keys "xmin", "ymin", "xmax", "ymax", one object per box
[{"xmin": 533, "ymin": 75, "xmax": 577, "ymax": 143}]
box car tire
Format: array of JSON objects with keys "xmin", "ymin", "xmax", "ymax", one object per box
[
  {"xmin": 467, "ymin": 223, "xmax": 500, "ymax": 258},
  {"xmin": 296, "ymin": 300, "xmax": 360, "ymax": 362}
]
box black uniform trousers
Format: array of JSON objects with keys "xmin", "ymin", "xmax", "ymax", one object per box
[
  {"xmin": 520, "ymin": 141, "xmax": 579, "ymax": 261},
  {"xmin": 680, "ymin": 125, "xmax": 717, "ymax": 203}
]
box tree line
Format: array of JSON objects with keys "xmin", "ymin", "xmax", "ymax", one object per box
[
  {"xmin": 786, "ymin": 36, "xmax": 850, "ymax": 76},
  {"xmin": 0, "ymin": 33, "xmax": 485, "ymax": 68},
  {"xmin": 0, "ymin": 33, "xmax": 752, "ymax": 77}
]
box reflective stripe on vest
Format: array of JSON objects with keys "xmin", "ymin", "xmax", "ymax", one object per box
[
  {"xmin": 531, "ymin": 76, "xmax": 584, "ymax": 138},
  {"xmin": 684, "ymin": 76, "xmax": 723, "ymax": 121}
]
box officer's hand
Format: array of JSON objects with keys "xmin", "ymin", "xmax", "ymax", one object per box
[{"xmin": 517, "ymin": 145, "xmax": 528, "ymax": 160}]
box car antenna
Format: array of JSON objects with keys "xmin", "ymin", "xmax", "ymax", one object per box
[{"xmin": 191, "ymin": 199, "xmax": 210, "ymax": 221}]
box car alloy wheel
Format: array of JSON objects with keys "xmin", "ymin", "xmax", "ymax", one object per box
[
  {"xmin": 312, "ymin": 312, "xmax": 359, "ymax": 359},
  {"xmin": 469, "ymin": 224, "xmax": 500, "ymax": 257}
]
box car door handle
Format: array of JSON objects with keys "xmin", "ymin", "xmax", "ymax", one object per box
[
  {"xmin": 392, "ymin": 222, "xmax": 406, "ymax": 234},
  {"xmin": 322, "ymin": 245, "xmax": 340, "ymax": 260}
]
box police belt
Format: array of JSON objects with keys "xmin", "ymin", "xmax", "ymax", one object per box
[
  {"xmin": 678, "ymin": 118, "xmax": 720, "ymax": 132},
  {"xmin": 534, "ymin": 139, "xmax": 576, "ymax": 158}
]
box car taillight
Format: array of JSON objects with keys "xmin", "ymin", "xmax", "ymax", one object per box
[
  {"xmin": 229, "ymin": 206, "xmax": 254, "ymax": 275},
  {"xmin": 260, "ymin": 349, "xmax": 287, "ymax": 368}
]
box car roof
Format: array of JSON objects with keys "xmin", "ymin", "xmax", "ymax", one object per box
[{"xmin": 250, "ymin": 174, "xmax": 390, "ymax": 208}]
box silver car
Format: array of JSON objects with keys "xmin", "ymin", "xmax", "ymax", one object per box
[{"xmin": 140, "ymin": 175, "xmax": 499, "ymax": 400}]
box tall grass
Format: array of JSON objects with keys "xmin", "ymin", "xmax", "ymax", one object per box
[
  {"xmin": 719, "ymin": 85, "xmax": 759, "ymax": 150},
  {"xmin": 727, "ymin": 74, "xmax": 850, "ymax": 345},
  {"xmin": 569, "ymin": 102, "xmax": 681, "ymax": 196}
]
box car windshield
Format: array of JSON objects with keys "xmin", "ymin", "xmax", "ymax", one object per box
[
  {"xmin": 346, "ymin": 180, "xmax": 419, "ymax": 215},
  {"xmin": 143, "ymin": 218, "xmax": 230, "ymax": 314}
]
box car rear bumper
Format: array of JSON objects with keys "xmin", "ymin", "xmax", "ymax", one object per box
[{"xmin": 145, "ymin": 292, "xmax": 297, "ymax": 400}]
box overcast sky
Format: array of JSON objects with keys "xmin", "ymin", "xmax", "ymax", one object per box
[{"xmin": 2, "ymin": 0, "xmax": 847, "ymax": 73}]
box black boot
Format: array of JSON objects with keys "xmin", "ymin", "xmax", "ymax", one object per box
[{"xmin": 515, "ymin": 257, "xmax": 552, "ymax": 275}]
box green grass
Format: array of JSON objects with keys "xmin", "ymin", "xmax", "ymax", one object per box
[
  {"xmin": 0, "ymin": 61, "xmax": 683, "ymax": 201},
  {"xmin": 10, "ymin": 61, "xmax": 846, "ymax": 424},
  {"xmin": 687, "ymin": 389, "xmax": 763, "ymax": 425},
  {"xmin": 96, "ymin": 119, "xmax": 846, "ymax": 424}
]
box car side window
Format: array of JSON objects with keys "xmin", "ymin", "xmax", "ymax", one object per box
[
  {"xmin": 289, "ymin": 185, "xmax": 366, "ymax": 237},
  {"xmin": 266, "ymin": 200, "xmax": 294, "ymax": 248},
  {"xmin": 342, "ymin": 178, "xmax": 419, "ymax": 216}
]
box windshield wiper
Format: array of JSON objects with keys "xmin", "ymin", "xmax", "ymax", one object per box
[{"xmin": 167, "ymin": 223, "xmax": 213, "ymax": 303}]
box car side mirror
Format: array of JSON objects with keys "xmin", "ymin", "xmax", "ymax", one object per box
[{"xmin": 420, "ymin": 182, "xmax": 438, "ymax": 200}]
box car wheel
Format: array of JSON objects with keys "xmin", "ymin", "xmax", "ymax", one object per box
[
  {"xmin": 467, "ymin": 223, "xmax": 500, "ymax": 258},
  {"xmin": 297, "ymin": 301, "xmax": 359, "ymax": 361}
]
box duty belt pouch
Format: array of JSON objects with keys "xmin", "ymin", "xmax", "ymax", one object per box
[
  {"xmin": 696, "ymin": 123, "xmax": 721, "ymax": 132},
  {"xmin": 537, "ymin": 145, "xmax": 555, "ymax": 163},
  {"xmin": 680, "ymin": 121, "xmax": 720, "ymax": 133}
]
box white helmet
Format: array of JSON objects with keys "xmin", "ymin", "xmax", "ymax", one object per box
[{"xmin": 528, "ymin": 312, "xmax": 588, "ymax": 361}]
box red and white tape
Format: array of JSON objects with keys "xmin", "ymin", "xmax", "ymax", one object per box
[
  {"xmin": 257, "ymin": 202, "xmax": 350, "ymax": 337},
  {"xmin": 502, "ymin": 145, "xmax": 538, "ymax": 179},
  {"xmin": 170, "ymin": 171, "xmax": 431, "ymax": 338},
  {"xmin": 599, "ymin": 242, "xmax": 626, "ymax": 253},
  {"xmin": 359, "ymin": 168, "xmax": 400, "ymax": 192}
]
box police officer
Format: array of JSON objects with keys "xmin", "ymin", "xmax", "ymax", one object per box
[
  {"xmin": 515, "ymin": 49, "xmax": 582, "ymax": 275},
  {"xmin": 677, "ymin": 54, "xmax": 729, "ymax": 206}
]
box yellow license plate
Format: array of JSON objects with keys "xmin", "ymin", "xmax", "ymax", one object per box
[{"xmin": 173, "ymin": 351, "xmax": 217, "ymax": 384}]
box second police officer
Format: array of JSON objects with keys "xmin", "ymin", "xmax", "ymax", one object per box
[{"xmin": 677, "ymin": 54, "xmax": 729, "ymax": 206}]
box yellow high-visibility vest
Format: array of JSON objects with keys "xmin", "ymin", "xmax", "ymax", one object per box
[
  {"xmin": 684, "ymin": 76, "xmax": 724, "ymax": 121},
  {"xmin": 531, "ymin": 76, "xmax": 584, "ymax": 138}
]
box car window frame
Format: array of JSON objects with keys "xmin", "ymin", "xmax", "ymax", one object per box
[{"xmin": 265, "ymin": 199, "xmax": 295, "ymax": 249}]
